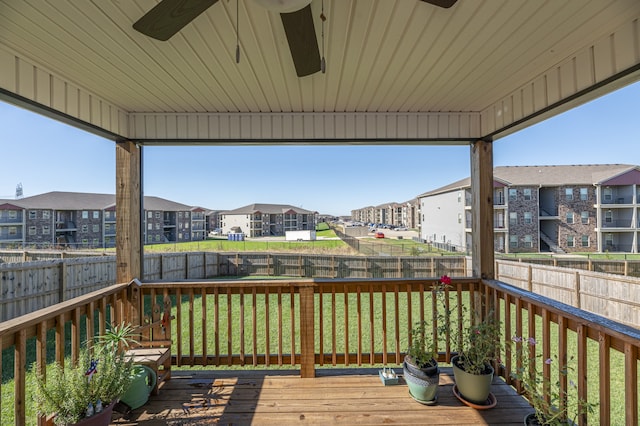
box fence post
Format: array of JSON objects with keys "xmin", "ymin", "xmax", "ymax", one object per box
[
  {"xmin": 527, "ymin": 264, "xmax": 533, "ymax": 293},
  {"xmin": 58, "ymin": 260, "xmax": 66, "ymax": 303},
  {"xmin": 299, "ymin": 285, "xmax": 315, "ymax": 378}
]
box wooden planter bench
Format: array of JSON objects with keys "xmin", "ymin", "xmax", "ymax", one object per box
[{"xmin": 125, "ymin": 296, "xmax": 174, "ymax": 395}]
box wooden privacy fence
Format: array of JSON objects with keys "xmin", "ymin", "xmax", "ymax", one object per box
[
  {"xmin": 496, "ymin": 259, "xmax": 640, "ymax": 328},
  {"xmin": 0, "ymin": 253, "xmax": 465, "ymax": 322}
]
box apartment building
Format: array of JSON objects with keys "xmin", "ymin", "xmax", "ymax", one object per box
[
  {"xmin": 418, "ymin": 165, "xmax": 640, "ymax": 254},
  {"xmin": 0, "ymin": 192, "xmax": 209, "ymax": 248},
  {"xmin": 220, "ymin": 204, "xmax": 317, "ymax": 237},
  {"xmin": 351, "ymin": 199, "xmax": 420, "ymax": 229}
]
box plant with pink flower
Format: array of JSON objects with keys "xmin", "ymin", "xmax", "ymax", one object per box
[{"xmin": 509, "ymin": 335, "xmax": 595, "ymax": 425}]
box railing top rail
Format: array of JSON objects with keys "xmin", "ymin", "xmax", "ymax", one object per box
[
  {"xmin": 483, "ymin": 279, "xmax": 640, "ymax": 347},
  {"xmin": 0, "ymin": 281, "xmax": 130, "ymax": 340}
]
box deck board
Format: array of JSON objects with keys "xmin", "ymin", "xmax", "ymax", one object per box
[{"xmin": 112, "ymin": 368, "xmax": 533, "ymax": 425}]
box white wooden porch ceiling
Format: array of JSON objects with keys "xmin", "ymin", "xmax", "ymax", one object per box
[{"xmin": 0, "ymin": 0, "xmax": 639, "ymax": 143}]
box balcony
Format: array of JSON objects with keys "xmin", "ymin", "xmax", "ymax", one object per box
[{"xmin": 2, "ymin": 276, "xmax": 639, "ymax": 425}]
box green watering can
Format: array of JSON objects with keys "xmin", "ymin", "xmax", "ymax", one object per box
[{"xmin": 120, "ymin": 365, "xmax": 157, "ymax": 410}]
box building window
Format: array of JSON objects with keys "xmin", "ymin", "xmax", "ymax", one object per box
[
  {"xmin": 8, "ymin": 226, "xmax": 17, "ymax": 236},
  {"xmin": 29, "ymin": 210, "xmax": 37, "ymax": 219},
  {"xmin": 524, "ymin": 212, "xmax": 532, "ymax": 224},
  {"xmin": 82, "ymin": 211, "xmax": 89, "ymax": 219},
  {"xmin": 155, "ymin": 211, "xmax": 161, "ymax": 219},
  {"xmin": 184, "ymin": 232, "xmax": 189, "ymax": 239},
  {"xmin": 93, "ymin": 238, "xmax": 99, "ymax": 246},
  {"xmin": 457, "ymin": 192, "xmax": 462, "ymax": 203},
  {"xmin": 509, "ymin": 235, "xmax": 518, "ymax": 248},
  {"xmin": 8, "ymin": 210, "xmax": 17, "ymax": 219},
  {"xmin": 43, "ymin": 226, "xmax": 50, "ymax": 235},
  {"xmin": 93, "ymin": 211, "xmax": 99, "ymax": 219},
  {"xmin": 92, "ymin": 224, "xmax": 99, "ymax": 232},
  {"xmin": 148, "ymin": 211, "xmax": 153, "ymax": 218},
  {"xmin": 148, "ymin": 223, "xmax": 153, "ymax": 230},
  {"xmin": 580, "ymin": 188, "xmax": 588, "ymax": 201},
  {"xmin": 82, "ymin": 225, "xmax": 88, "ymax": 232},
  {"xmin": 567, "ymin": 235, "xmax": 575, "ymax": 247},
  {"xmin": 603, "ymin": 187, "xmax": 612, "ymax": 202},
  {"xmin": 29, "ymin": 226, "xmax": 36, "ymax": 235},
  {"xmin": 605, "ymin": 210, "xmax": 613, "ymax": 223},
  {"xmin": 508, "ymin": 189, "xmax": 517, "ymax": 201},
  {"xmin": 523, "ymin": 188, "xmax": 532, "ymax": 201},
  {"xmin": 156, "ymin": 223, "xmax": 161, "ymax": 230},
  {"xmin": 524, "ymin": 235, "xmax": 532, "ymax": 248},
  {"xmin": 458, "ymin": 213, "xmax": 462, "ymax": 224},
  {"xmin": 565, "ymin": 188, "xmax": 573, "ymax": 201},
  {"xmin": 581, "ymin": 211, "xmax": 589, "ymax": 224},
  {"xmin": 148, "ymin": 235, "xmax": 153, "ymax": 243},
  {"xmin": 156, "ymin": 235, "xmax": 161, "ymax": 241},
  {"xmin": 82, "ymin": 238, "xmax": 88, "ymax": 245},
  {"xmin": 42, "ymin": 210, "xmax": 50, "ymax": 219},
  {"xmin": 581, "ymin": 235, "xmax": 589, "ymax": 247},
  {"xmin": 566, "ymin": 212, "xmax": 574, "ymax": 224},
  {"xmin": 179, "ymin": 212, "xmax": 183, "ymax": 218},
  {"xmin": 509, "ymin": 212, "xmax": 517, "ymax": 226},
  {"xmin": 185, "ymin": 212, "xmax": 189, "ymax": 218},
  {"xmin": 185, "ymin": 222, "xmax": 189, "ymax": 229}
]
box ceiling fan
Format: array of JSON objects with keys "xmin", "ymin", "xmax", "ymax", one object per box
[{"xmin": 132, "ymin": 0, "xmax": 457, "ymax": 78}]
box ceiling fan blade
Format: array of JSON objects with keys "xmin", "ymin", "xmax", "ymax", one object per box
[
  {"xmin": 280, "ymin": 5, "xmax": 321, "ymax": 77},
  {"xmin": 133, "ymin": 0, "xmax": 219, "ymax": 41},
  {"xmin": 421, "ymin": 0, "xmax": 458, "ymax": 8}
]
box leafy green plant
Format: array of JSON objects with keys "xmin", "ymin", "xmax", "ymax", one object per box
[
  {"xmin": 34, "ymin": 323, "xmax": 135, "ymax": 425},
  {"xmin": 453, "ymin": 314, "xmax": 501, "ymax": 375}
]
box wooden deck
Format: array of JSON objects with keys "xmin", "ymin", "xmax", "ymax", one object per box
[{"xmin": 112, "ymin": 368, "xmax": 533, "ymax": 425}]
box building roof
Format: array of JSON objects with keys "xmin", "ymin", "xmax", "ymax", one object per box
[
  {"xmin": 0, "ymin": 192, "xmax": 194, "ymax": 212},
  {"xmin": 223, "ymin": 203, "xmax": 316, "ymax": 215},
  {"xmin": 418, "ymin": 164, "xmax": 640, "ymax": 198}
]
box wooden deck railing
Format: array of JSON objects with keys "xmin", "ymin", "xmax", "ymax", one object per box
[{"xmin": 2, "ymin": 277, "xmax": 640, "ymax": 425}]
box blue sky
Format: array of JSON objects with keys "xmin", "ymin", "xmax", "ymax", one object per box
[{"xmin": 1, "ymin": 81, "xmax": 639, "ymax": 216}]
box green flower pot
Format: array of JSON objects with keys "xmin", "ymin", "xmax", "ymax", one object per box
[{"xmin": 451, "ymin": 355, "xmax": 493, "ymax": 405}]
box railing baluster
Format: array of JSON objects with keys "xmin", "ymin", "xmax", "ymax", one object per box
[
  {"xmin": 201, "ymin": 288, "xmax": 207, "ymax": 366},
  {"xmin": 290, "ymin": 286, "xmax": 295, "ymax": 366},
  {"xmin": 624, "ymin": 342, "xmax": 638, "ymax": 426},
  {"xmin": 406, "ymin": 283, "xmax": 412, "ymax": 361},
  {"xmin": 55, "ymin": 313, "xmax": 64, "ymax": 367},
  {"xmin": 344, "ymin": 283, "xmax": 349, "ymax": 366},
  {"xmin": 239, "ymin": 287, "xmax": 245, "ymax": 366},
  {"xmin": 227, "ymin": 288, "xmax": 232, "ymax": 366},
  {"xmin": 14, "ymin": 329, "xmax": 27, "ymax": 426},
  {"xmin": 599, "ymin": 331, "xmax": 611, "ymax": 426},
  {"xmin": 318, "ymin": 284, "xmax": 324, "ymax": 366},
  {"xmin": 382, "ymin": 283, "xmax": 387, "ymax": 365},
  {"xmin": 331, "ymin": 283, "xmax": 337, "ymax": 366},
  {"xmin": 252, "ymin": 287, "xmax": 257, "ymax": 366},
  {"xmin": 71, "ymin": 307, "xmax": 80, "ymax": 365},
  {"xmin": 504, "ymin": 293, "xmax": 512, "ymax": 385},
  {"xmin": 356, "ymin": 284, "xmax": 362, "ymax": 366},
  {"xmin": 558, "ymin": 315, "xmax": 568, "ymax": 417},
  {"xmin": 176, "ymin": 287, "xmax": 182, "ymax": 367},
  {"xmin": 542, "ymin": 309, "xmax": 551, "ymax": 407},
  {"xmin": 277, "ymin": 287, "xmax": 283, "ymax": 366},
  {"xmin": 393, "ymin": 283, "xmax": 399, "ymax": 363},
  {"xmin": 577, "ymin": 324, "xmax": 587, "ymax": 426},
  {"xmin": 369, "ymin": 283, "xmax": 374, "ymax": 365},
  {"xmin": 265, "ymin": 287, "xmax": 270, "ymax": 367},
  {"xmin": 214, "ymin": 287, "xmax": 220, "ymax": 366},
  {"xmin": 189, "ymin": 288, "xmax": 195, "ymax": 366}
]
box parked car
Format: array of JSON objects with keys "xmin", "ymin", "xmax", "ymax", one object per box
[
  {"xmin": 395, "ymin": 227, "xmax": 408, "ymax": 231},
  {"xmin": 375, "ymin": 232, "xmax": 385, "ymax": 239}
]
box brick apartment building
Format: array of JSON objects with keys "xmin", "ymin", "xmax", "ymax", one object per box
[{"xmin": 418, "ymin": 164, "xmax": 640, "ymax": 254}]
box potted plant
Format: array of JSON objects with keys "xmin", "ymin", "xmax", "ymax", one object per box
[
  {"xmin": 510, "ymin": 336, "xmax": 596, "ymax": 425},
  {"xmin": 35, "ymin": 323, "xmax": 135, "ymax": 425},
  {"xmin": 450, "ymin": 312, "xmax": 501, "ymax": 406},
  {"xmin": 403, "ymin": 275, "xmax": 452, "ymax": 404}
]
